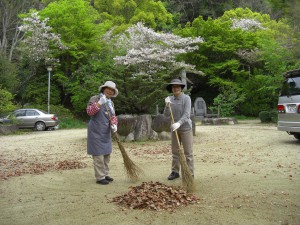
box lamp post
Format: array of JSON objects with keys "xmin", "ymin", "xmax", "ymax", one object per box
[{"xmin": 47, "ymin": 66, "xmax": 52, "ymax": 114}]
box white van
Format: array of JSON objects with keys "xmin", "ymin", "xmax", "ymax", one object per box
[{"xmin": 277, "ymin": 68, "xmax": 300, "ymax": 140}]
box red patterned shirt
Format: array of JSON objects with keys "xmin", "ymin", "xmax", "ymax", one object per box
[
  {"xmin": 110, "ymin": 115, "xmax": 118, "ymax": 125},
  {"xmin": 86, "ymin": 103, "xmax": 100, "ymax": 116},
  {"xmin": 86, "ymin": 102, "xmax": 118, "ymax": 125}
]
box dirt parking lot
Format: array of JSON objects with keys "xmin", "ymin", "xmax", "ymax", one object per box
[{"xmin": 0, "ymin": 120, "xmax": 299, "ymax": 225}]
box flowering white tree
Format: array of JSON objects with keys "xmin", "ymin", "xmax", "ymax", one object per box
[
  {"xmin": 18, "ymin": 12, "xmax": 67, "ymax": 65},
  {"xmin": 231, "ymin": 18, "xmax": 264, "ymax": 31},
  {"xmin": 108, "ymin": 22, "xmax": 204, "ymax": 75},
  {"xmin": 231, "ymin": 18, "xmax": 264, "ymax": 75}
]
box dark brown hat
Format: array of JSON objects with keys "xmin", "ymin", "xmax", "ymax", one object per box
[{"xmin": 166, "ymin": 79, "xmax": 185, "ymax": 93}]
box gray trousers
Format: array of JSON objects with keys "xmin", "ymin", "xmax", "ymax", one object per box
[
  {"xmin": 92, "ymin": 154, "xmax": 110, "ymax": 181},
  {"xmin": 171, "ymin": 129, "xmax": 194, "ymax": 175}
]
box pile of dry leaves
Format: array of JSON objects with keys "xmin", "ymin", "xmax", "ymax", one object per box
[
  {"xmin": 111, "ymin": 181, "xmax": 199, "ymax": 212},
  {"xmin": 0, "ymin": 157, "xmax": 87, "ymax": 180}
]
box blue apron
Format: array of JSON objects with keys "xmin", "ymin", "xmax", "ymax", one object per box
[{"xmin": 87, "ymin": 95, "xmax": 114, "ymax": 156}]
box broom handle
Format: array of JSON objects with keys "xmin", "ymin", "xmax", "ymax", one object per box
[
  {"xmin": 103, "ymin": 101, "xmax": 112, "ymax": 121},
  {"xmin": 103, "ymin": 101, "xmax": 119, "ymax": 140},
  {"xmin": 168, "ymin": 103, "xmax": 194, "ymax": 191},
  {"xmin": 168, "ymin": 102, "xmax": 181, "ymax": 148}
]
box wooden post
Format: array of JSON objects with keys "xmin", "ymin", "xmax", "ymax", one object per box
[{"xmin": 180, "ymin": 70, "xmax": 187, "ymax": 90}]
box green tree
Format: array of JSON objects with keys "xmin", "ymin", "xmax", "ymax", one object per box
[
  {"xmin": 15, "ymin": 10, "xmax": 66, "ymax": 107},
  {"xmin": 20, "ymin": 74, "xmax": 61, "ymax": 106},
  {"xmin": 62, "ymin": 38, "xmax": 119, "ymax": 115},
  {"xmin": 174, "ymin": 8, "xmax": 297, "ymax": 116},
  {"xmin": 41, "ymin": 0, "xmax": 102, "ymax": 69},
  {"xmin": 0, "ymin": 53, "xmax": 18, "ymax": 92},
  {"xmin": 162, "ymin": 0, "xmax": 273, "ymax": 24},
  {"xmin": 37, "ymin": 0, "xmax": 103, "ymax": 109},
  {"xmin": 223, "ymin": 8, "xmax": 298, "ymax": 115},
  {"xmin": 239, "ymin": 75, "xmax": 280, "ymax": 116},
  {"xmin": 175, "ymin": 16, "xmax": 252, "ymax": 104},
  {"xmin": 0, "ymin": 88, "xmax": 17, "ymax": 115},
  {"xmin": 93, "ymin": 0, "xmax": 173, "ymax": 31}
]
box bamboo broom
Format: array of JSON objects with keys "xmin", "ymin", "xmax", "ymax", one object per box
[
  {"xmin": 168, "ymin": 102, "xmax": 194, "ymax": 192},
  {"xmin": 104, "ymin": 103, "xmax": 142, "ymax": 181}
]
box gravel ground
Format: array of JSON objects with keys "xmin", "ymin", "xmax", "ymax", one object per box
[{"xmin": 0, "ymin": 120, "xmax": 299, "ymax": 225}]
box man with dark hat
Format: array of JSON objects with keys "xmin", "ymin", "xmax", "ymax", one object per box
[{"xmin": 163, "ymin": 78, "xmax": 194, "ymax": 180}]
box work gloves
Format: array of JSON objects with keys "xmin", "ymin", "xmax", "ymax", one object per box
[
  {"xmin": 111, "ymin": 124, "xmax": 117, "ymax": 133},
  {"xmin": 98, "ymin": 95, "xmax": 107, "ymax": 105},
  {"xmin": 165, "ymin": 96, "xmax": 171, "ymax": 105},
  {"xmin": 171, "ymin": 122, "xmax": 180, "ymax": 131}
]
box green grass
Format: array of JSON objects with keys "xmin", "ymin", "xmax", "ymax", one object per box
[
  {"xmin": 59, "ymin": 117, "xmax": 87, "ymax": 129},
  {"xmin": 0, "ymin": 129, "xmax": 32, "ymax": 136}
]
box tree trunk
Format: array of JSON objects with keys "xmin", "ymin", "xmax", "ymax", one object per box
[{"xmin": 0, "ymin": 0, "xmax": 41, "ymax": 61}]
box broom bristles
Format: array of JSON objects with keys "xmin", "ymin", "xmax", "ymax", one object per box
[
  {"xmin": 178, "ymin": 150, "xmax": 194, "ymax": 192},
  {"xmin": 104, "ymin": 103, "xmax": 142, "ymax": 181},
  {"xmin": 114, "ymin": 133, "xmax": 143, "ymax": 181}
]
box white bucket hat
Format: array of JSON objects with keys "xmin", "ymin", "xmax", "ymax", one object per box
[{"xmin": 99, "ymin": 81, "xmax": 118, "ymax": 97}]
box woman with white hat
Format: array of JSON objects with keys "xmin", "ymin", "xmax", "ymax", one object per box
[
  {"xmin": 164, "ymin": 78, "xmax": 194, "ymax": 180},
  {"xmin": 86, "ymin": 81, "xmax": 118, "ymax": 185}
]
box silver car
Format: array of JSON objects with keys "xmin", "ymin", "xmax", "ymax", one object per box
[
  {"xmin": 0, "ymin": 109, "xmax": 59, "ymax": 131},
  {"xmin": 277, "ymin": 68, "xmax": 300, "ymax": 140}
]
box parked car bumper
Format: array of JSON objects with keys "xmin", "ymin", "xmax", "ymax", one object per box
[
  {"xmin": 278, "ymin": 123, "xmax": 300, "ymax": 133},
  {"xmin": 45, "ymin": 120, "xmax": 59, "ymax": 127}
]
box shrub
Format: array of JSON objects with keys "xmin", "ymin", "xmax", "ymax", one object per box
[
  {"xmin": 259, "ymin": 111, "xmax": 271, "ymax": 123},
  {"xmin": 0, "ymin": 88, "xmax": 18, "ymax": 116},
  {"xmin": 270, "ymin": 110, "xmax": 278, "ymax": 123},
  {"xmin": 259, "ymin": 110, "xmax": 277, "ymax": 123}
]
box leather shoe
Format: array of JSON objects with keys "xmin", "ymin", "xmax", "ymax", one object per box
[
  {"xmin": 96, "ymin": 179, "xmax": 109, "ymax": 185},
  {"xmin": 105, "ymin": 176, "xmax": 114, "ymax": 182},
  {"xmin": 168, "ymin": 172, "xmax": 180, "ymax": 180}
]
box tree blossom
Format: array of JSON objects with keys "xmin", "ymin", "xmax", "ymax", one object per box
[
  {"xmin": 18, "ymin": 12, "xmax": 67, "ymax": 64},
  {"xmin": 107, "ymin": 22, "xmax": 204, "ymax": 75},
  {"xmin": 236, "ymin": 48, "xmax": 259, "ymax": 64},
  {"xmin": 231, "ymin": 18, "xmax": 264, "ymax": 31}
]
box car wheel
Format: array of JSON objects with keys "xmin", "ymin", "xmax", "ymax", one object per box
[
  {"xmin": 293, "ymin": 134, "xmax": 300, "ymax": 140},
  {"xmin": 35, "ymin": 121, "xmax": 46, "ymax": 131}
]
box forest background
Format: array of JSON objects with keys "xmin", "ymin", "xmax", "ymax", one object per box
[{"xmin": 1, "ymin": 0, "xmax": 300, "ymax": 122}]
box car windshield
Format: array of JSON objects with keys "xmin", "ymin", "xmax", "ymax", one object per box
[
  {"xmin": 280, "ymin": 77, "xmax": 300, "ymax": 96},
  {"xmin": 13, "ymin": 111, "xmax": 26, "ymax": 117}
]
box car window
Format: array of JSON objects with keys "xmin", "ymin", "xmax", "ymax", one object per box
[
  {"xmin": 26, "ymin": 110, "xmax": 39, "ymax": 116},
  {"xmin": 40, "ymin": 110, "xmax": 47, "ymax": 114},
  {"xmin": 280, "ymin": 77, "xmax": 300, "ymax": 96},
  {"xmin": 13, "ymin": 111, "xmax": 26, "ymax": 117}
]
